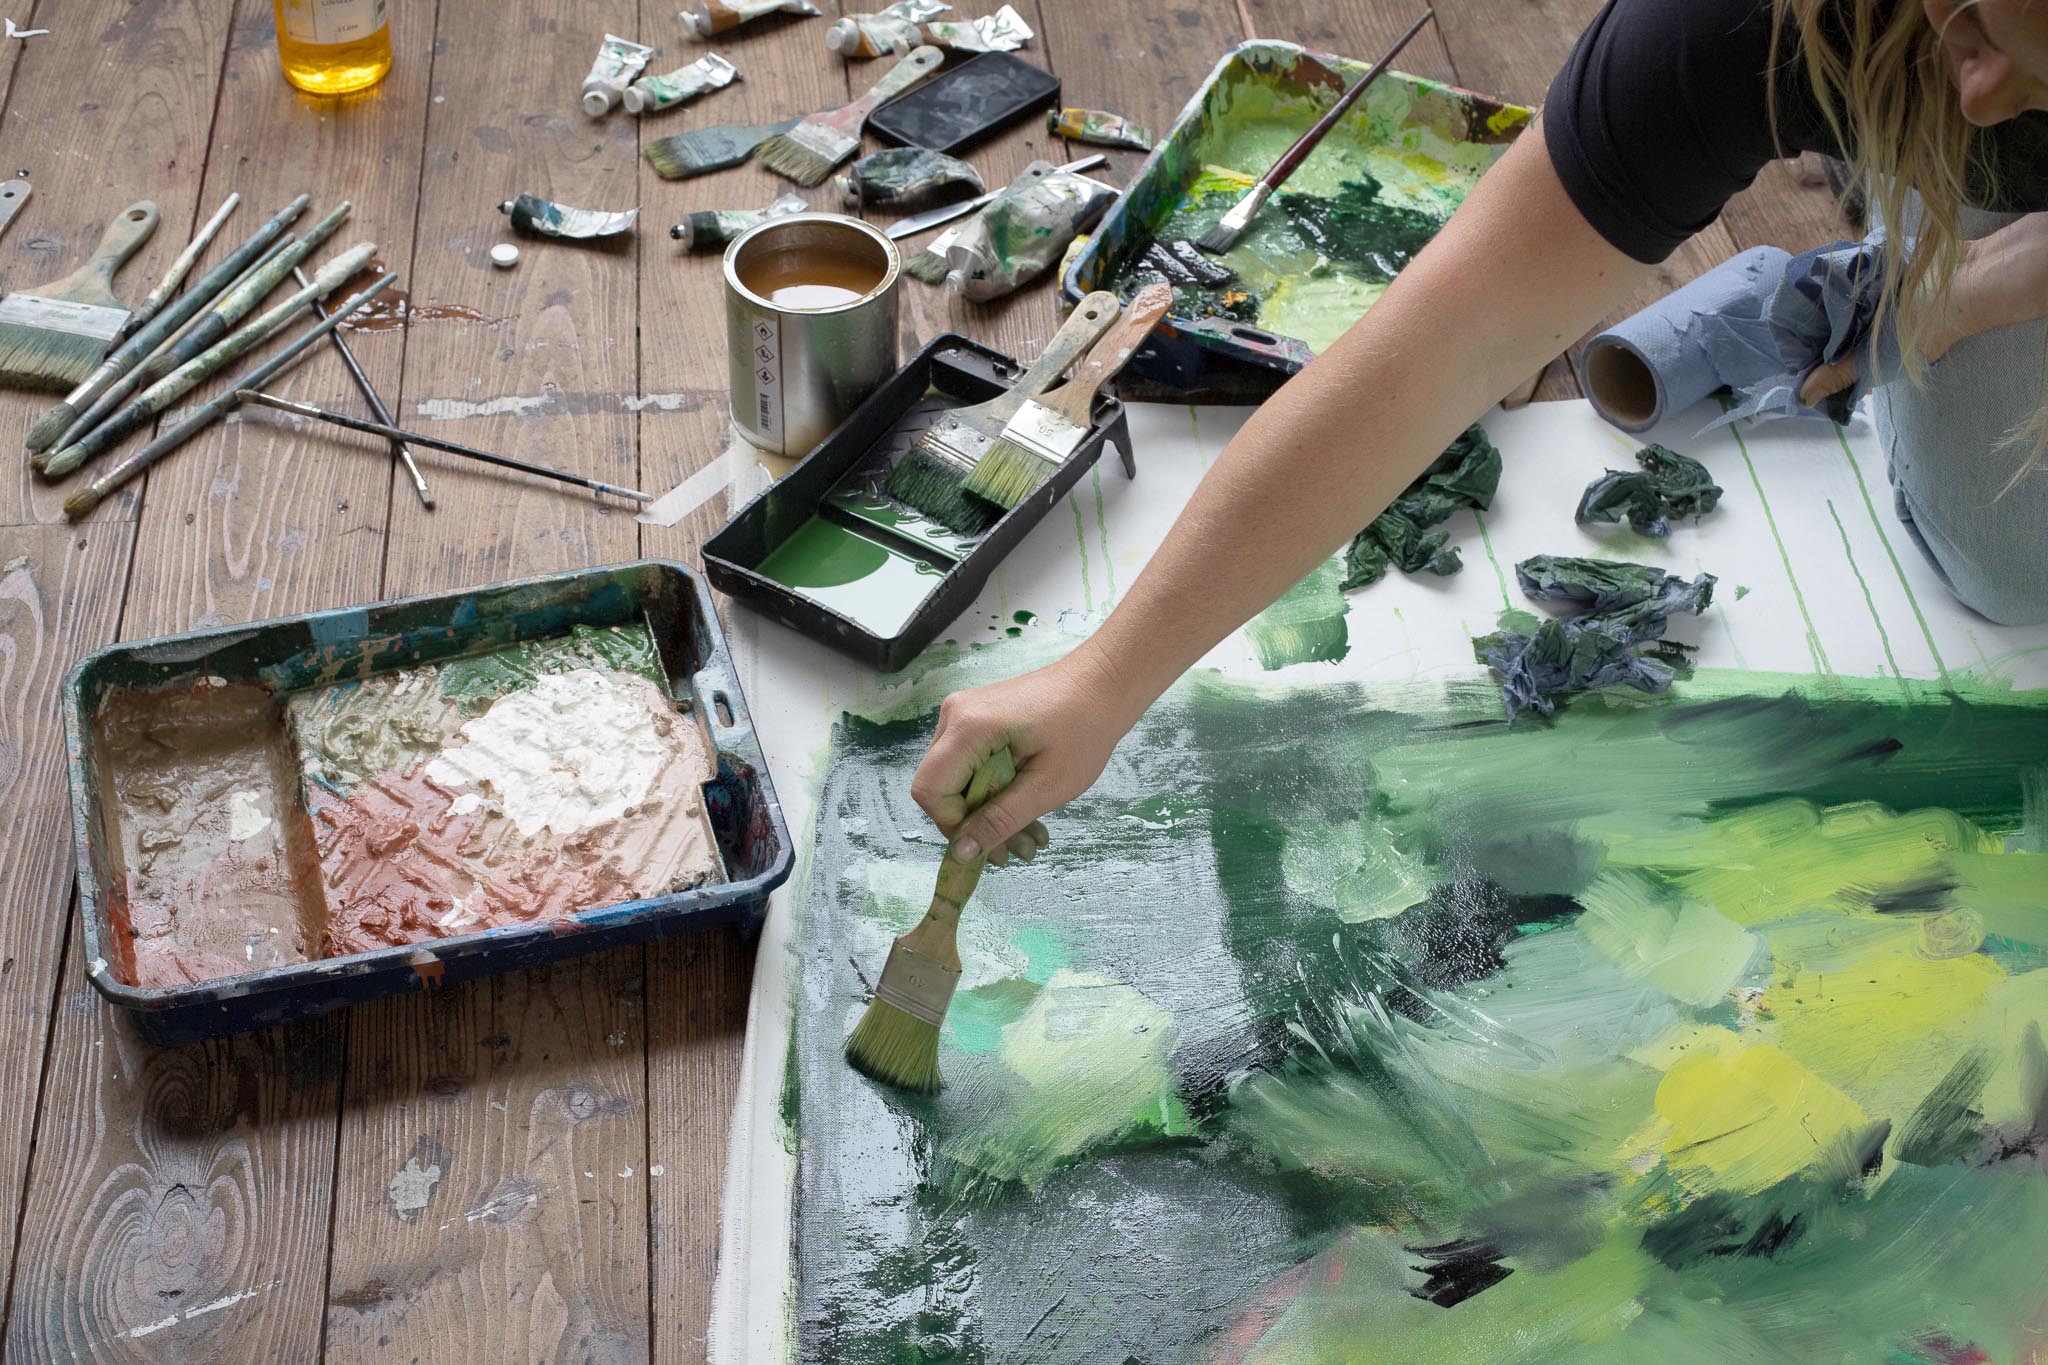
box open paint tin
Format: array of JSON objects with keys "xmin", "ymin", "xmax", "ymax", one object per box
[
  {"xmin": 703, "ymin": 333, "xmax": 1134, "ymax": 672},
  {"xmin": 63, "ymin": 560, "xmax": 791, "ymax": 1044}
]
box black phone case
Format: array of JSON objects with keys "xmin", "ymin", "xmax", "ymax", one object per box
[{"xmin": 867, "ymin": 51, "xmax": 1060, "ymax": 155}]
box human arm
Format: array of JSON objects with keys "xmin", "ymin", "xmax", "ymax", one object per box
[{"xmin": 913, "ymin": 116, "xmax": 1655, "ymax": 862}]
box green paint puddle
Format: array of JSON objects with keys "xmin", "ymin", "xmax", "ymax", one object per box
[
  {"xmin": 1013, "ymin": 610, "xmax": 1037, "ymax": 625},
  {"xmin": 824, "ymin": 480, "xmax": 973, "ymax": 563},
  {"xmin": 1243, "ymin": 558, "xmax": 1351, "ymax": 670},
  {"xmin": 756, "ymin": 516, "xmax": 944, "ymax": 638}
]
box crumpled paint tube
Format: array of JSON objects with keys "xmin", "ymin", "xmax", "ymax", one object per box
[
  {"xmin": 501, "ymin": 194, "xmax": 638, "ymax": 242},
  {"xmin": 835, "ymin": 147, "xmax": 984, "ymax": 212},
  {"xmin": 680, "ymin": 0, "xmax": 820, "ymax": 38},
  {"xmin": 1047, "ymin": 106, "xmax": 1153, "ymax": 151},
  {"xmin": 826, "ymin": 1, "xmax": 1031, "ymax": 57},
  {"xmin": 941, "ymin": 161, "xmax": 1117, "ymax": 301},
  {"xmin": 1343, "ymin": 423, "xmax": 1500, "ymax": 590},
  {"xmin": 623, "ymin": 52, "xmax": 740, "ymax": 115},
  {"xmin": 1583, "ymin": 238, "xmax": 1894, "ymax": 434},
  {"xmin": 1576, "ymin": 443, "xmax": 1723, "ymax": 538},
  {"xmin": 581, "ymin": 34, "xmax": 654, "ymax": 117},
  {"xmin": 1474, "ymin": 555, "xmax": 1717, "ymax": 719},
  {"xmin": 669, "ymin": 191, "xmax": 808, "ymax": 252}
]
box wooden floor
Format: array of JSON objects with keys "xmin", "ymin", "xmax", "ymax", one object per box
[{"xmin": 0, "ymin": 1, "xmax": 1844, "ymax": 1359}]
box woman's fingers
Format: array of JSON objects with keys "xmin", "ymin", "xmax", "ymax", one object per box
[{"xmin": 1800, "ymin": 356, "xmax": 1860, "ymax": 408}]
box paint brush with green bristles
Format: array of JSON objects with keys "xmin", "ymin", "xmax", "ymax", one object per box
[{"xmin": 845, "ymin": 746, "xmax": 1015, "ymax": 1094}]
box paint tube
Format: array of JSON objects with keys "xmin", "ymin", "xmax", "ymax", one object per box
[
  {"xmin": 825, "ymin": 1, "xmax": 1030, "ymax": 58},
  {"xmin": 834, "ymin": 147, "xmax": 985, "ymax": 212},
  {"xmin": 679, "ymin": 0, "xmax": 820, "ymax": 39},
  {"xmin": 581, "ymin": 34, "xmax": 654, "ymax": 117},
  {"xmin": 1165, "ymin": 238, "xmax": 1236, "ymax": 286},
  {"xmin": 622, "ymin": 52, "xmax": 740, "ymax": 115},
  {"xmin": 943, "ymin": 161, "xmax": 1117, "ymax": 302},
  {"xmin": 669, "ymin": 191, "xmax": 807, "ymax": 252},
  {"xmin": 500, "ymin": 194, "xmax": 639, "ymax": 242},
  {"xmin": 1047, "ymin": 105, "xmax": 1154, "ymax": 152}
]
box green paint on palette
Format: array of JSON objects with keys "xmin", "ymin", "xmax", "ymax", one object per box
[
  {"xmin": 1243, "ymin": 558, "xmax": 1350, "ymax": 670},
  {"xmin": 439, "ymin": 622, "xmax": 665, "ymax": 708},
  {"xmin": 755, "ymin": 516, "xmax": 945, "ymax": 638}
]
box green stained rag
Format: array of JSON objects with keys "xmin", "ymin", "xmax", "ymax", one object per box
[
  {"xmin": 1576, "ymin": 443, "xmax": 1724, "ymax": 538},
  {"xmin": 1341, "ymin": 422, "xmax": 1503, "ymax": 591}
]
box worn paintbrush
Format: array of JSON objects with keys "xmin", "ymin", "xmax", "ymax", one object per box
[
  {"xmin": 881, "ymin": 291, "xmax": 1121, "ymax": 534},
  {"xmin": 110, "ymin": 192, "xmax": 240, "ymax": 346},
  {"xmin": 844, "ymin": 746, "xmax": 1015, "ymax": 1093},
  {"xmin": 25, "ymin": 192, "xmax": 310, "ymax": 454},
  {"xmin": 291, "ymin": 262, "xmax": 433, "ymax": 510},
  {"xmin": 963, "ymin": 281, "xmax": 1172, "ymax": 509},
  {"xmin": 62, "ymin": 272, "xmax": 394, "ymax": 521},
  {"xmin": 642, "ymin": 117, "xmax": 799, "ymax": 179},
  {"xmin": 756, "ymin": 45, "xmax": 944, "ymax": 186},
  {"xmin": 40, "ymin": 242, "xmax": 376, "ymax": 478},
  {"xmin": 0, "ymin": 200, "xmax": 159, "ymax": 392},
  {"xmin": 1196, "ymin": 8, "xmax": 1434, "ymax": 254}
]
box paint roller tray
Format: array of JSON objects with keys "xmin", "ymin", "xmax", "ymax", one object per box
[
  {"xmin": 703, "ymin": 333, "xmax": 1133, "ymax": 672},
  {"xmin": 63, "ymin": 560, "xmax": 793, "ymax": 1045}
]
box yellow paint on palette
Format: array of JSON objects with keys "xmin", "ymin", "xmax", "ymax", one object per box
[{"xmin": 1655, "ymin": 1035, "xmax": 1876, "ymax": 1196}]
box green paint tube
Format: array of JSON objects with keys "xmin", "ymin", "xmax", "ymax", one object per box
[
  {"xmin": 940, "ymin": 161, "xmax": 1117, "ymax": 302},
  {"xmin": 668, "ymin": 191, "xmax": 807, "ymax": 252},
  {"xmin": 622, "ymin": 52, "xmax": 740, "ymax": 115},
  {"xmin": 834, "ymin": 147, "xmax": 985, "ymax": 212}
]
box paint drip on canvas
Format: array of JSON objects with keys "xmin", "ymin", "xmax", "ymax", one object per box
[{"xmin": 781, "ymin": 669, "xmax": 2048, "ymax": 1361}]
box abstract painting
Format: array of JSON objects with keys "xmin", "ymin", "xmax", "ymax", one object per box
[{"xmin": 779, "ymin": 671, "xmax": 2048, "ymax": 1362}]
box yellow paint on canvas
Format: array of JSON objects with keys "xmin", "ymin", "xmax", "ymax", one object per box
[{"xmin": 1655, "ymin": 1037, "xmax": 1875, "ymax": 1196}]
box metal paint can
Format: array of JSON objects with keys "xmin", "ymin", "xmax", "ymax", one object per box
[{"xmin": 723, "ymin": 213, "xmax": 901, "ymax": 458}]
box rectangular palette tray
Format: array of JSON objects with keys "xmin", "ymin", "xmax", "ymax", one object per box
[
  {"xmin": 1063, "ymin": 39, "xmax": 1532, "ymax": 402},
  {"xmin": 703, "ymin": 333, "xmax": 1134, "ymax": 673},
  {"xmin": 64, "ymin": 560, "xmax": 792, "ymax": 1045}
]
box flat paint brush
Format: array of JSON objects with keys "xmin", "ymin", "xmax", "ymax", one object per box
[
  {"xmin": 111, "ymin": 192, "xmax": 239, "ymax": 345},
  {"xmin": 844, "ymin": 746, "xmax": 1015, "ymax": 1093},
  {"xmin": 235, "ymin": 391, "xmax": 653, "ymax": 504},
  {"xmin": 292, "ymin": 262, "xmax": 433, "ymax": 510},
  {"xmin": 963, "ymin": 281, "xmax": 1172, "ymax": 509},
  {"xmin": 40, "ymin": 242, "xmax": 377, "ymax": 478},
  {"xmin": 1196, "ymin": 7, "xmax": 1434, "ymax": 254},
  {"xmin": 25, "ymin": 192, "xmax": 311, "ymax": 454},
  {"xmin": 881, "ymin": 290, "xmax": 1121, "ymax": 534},
  {"xmin": 39, "ymin": 202, "xmax": 353, "ymax": 469},
  {"xmin": 885, "ymin": 153, "xmax": 1104, "ymax": 240},
  {"xmin": 0, "ymin": 200, "xmax": 159, "ymax": 392},
  {"xmin": 642, "ymin": 117, "xmax": 799, "ymax": 179},
  {"xmin": 62, "ymin": 272, "xmax": 393, "ymax": 522},
  {"xmin": 756, "ymin": 45, "xmax": 943, "ymax": 186}
]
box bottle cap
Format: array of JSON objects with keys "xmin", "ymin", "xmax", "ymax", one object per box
[
  {"xmin": 583, "ymin": 88, "xmax": 614, "ymax": 117},
  {"xmin": 490, "ymin": 243, "xmax": 520, "ymax": 269},
  {"xmin": 621, "ymin": 86, "xmax": 648, "ymax": 114}
]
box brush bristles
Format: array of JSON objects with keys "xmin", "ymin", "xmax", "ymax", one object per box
[
  {"xmin": 39, "ymin": 444, "xmax": 89, "ymax": 479},
  {"xmin": 843, "ymin": 996, "xmax": 943, "ymax": 1094},
  {"xmin": 642, "ymin": 140, "xmax": 701, "ymax": 181},
  {"xmin": 885, "ymin": 444, "xmax": 997, "ymax": 536},
  {"xmin": 61, "ymin": 486, "xmax": 100, "ymax": 520},
  {"xmin": 24, "ymin": 400, "xmax": 78, "ymax": 454},
  {"xmin": 902, "ymin": 249, "xmax": 952, "ymax": 285},
  {"xmin": 754, "ymin": 130, "xmax": 843, "ymax": 187},
  {"xmin": 960, "ymin": 436, "xmax": 1060, "ymax": 510},
  {"xmin": 0, "ymin": 330, "xmax": 110, "ymax": 394},
  {"xmin": 1194, "ymin": 218, "xmax": 1247, "ymax": 254}
]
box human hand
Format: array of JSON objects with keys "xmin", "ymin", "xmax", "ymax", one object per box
[{"xmin": 910, "ymin": 651, "xmax": 1133, "ymax": 867}]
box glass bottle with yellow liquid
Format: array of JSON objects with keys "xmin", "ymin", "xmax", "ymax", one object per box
[{"xmin": 274, "ymin": 0, "xmax": 391, "ymax": 95}]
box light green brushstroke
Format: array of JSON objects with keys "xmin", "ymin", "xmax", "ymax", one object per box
[
  {"xmin": 1828, "ymin": 497, "xmax": 1911, "ymax": 700},
  {"xmin": 1836, "ymin": 424, "xmax": 1950, "ymax": 687},
  {"xmin": 1728, "ymin": 420, "xmax": 1832, "ymax": 679},
  {"xmin": 1244, "ymin": 558, "xmax": 1351, "ymax": 670}
]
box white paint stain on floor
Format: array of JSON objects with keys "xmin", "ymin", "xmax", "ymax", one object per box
[{"xmin": 126, "ymin": 1278, "xmax": 282, "ymax": 1338}]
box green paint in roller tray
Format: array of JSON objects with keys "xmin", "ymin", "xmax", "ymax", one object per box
[{"xmin": 756, "ymin": 516, "xmax": 945, "ymax": 638}]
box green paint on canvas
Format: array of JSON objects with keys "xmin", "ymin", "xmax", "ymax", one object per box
[{"xmin": 1243, "ymin": 558, "xmax": 1351, "ymax": 670}]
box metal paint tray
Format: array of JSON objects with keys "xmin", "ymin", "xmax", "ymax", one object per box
[
  {"xmin": 64, "ymin": 560, "xmax": 793, "ymax": 1045},
  {"xmin": 1063, "ymin": 39, "xmax": 1532, "ymax": 402},
  {"xmin": 703, "ymin": 333, "xmax": 1133, "ymax": 672}
]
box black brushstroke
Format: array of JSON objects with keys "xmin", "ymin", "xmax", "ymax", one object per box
[{"xmin": 1406, "ymin": 1238, "xmax": 1513, "ymax": 1307}]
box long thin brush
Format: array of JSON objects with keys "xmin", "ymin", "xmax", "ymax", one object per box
[
  {"xmin": 25, "ymin": 192, "xmax": 310, "ymax": 454},
  {"xmin": 879, "ymin": 291, "xmax": 1120, "ymax": 533},
  {"xmin": 110, "ymin": 192, "xmax": 239, "ymax": 345},
  {"xmin": 292, "ymin": 262, "xmax": 433, "ymax": 510},
  {"xmin": 62, "ymin": 272, "xmax": 394, "ymax": 521},
  {"xmin": 40, "ymin": 242, "xmax": 376, "ymax": 478},
  {"xmin": 844, "ymin": 747, "xmax": 1015, "ymax": 1094},
  {"xmin": 963, "ymin": 281, "xmax": 1171, "ymax": 509},
  {"xmin": 642, "ymin": 117, "xmax": 798, "ymax": 179},
  {"xmin": 755, "ymin": 46, "xmax": 943, "ymax": 186},
  {"xmin": 0, "ymin": 200, "xmax": 159, "ymax": 392},
  {"xmin": 1195, "ymin": 8, "xmax": 1434, "ymax": 254}
]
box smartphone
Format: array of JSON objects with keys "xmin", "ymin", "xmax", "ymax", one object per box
[{"xmin": 867, "ymin": 52, "xmax": 1061, "ymax": 155}]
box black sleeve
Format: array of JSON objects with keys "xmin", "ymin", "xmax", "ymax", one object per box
[{"xmin": 1543, "ymin": 0, "xmax": 1813, "ymax": 263}]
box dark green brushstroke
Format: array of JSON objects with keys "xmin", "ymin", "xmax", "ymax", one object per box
[{"xmin": 438, "ymin": 621, "xmax": 664, "ymax": 707}]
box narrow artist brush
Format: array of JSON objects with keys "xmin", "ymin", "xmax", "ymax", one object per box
[
  {"xmin": 963, "ymin": 281, "xmax": 1171, "ymax": 509},
  {"xmin": 0, "ymin": 200, "xmax": 159, "ymax": 392},
  {"xmin": 110, "ymin": 192, "xmax": 239, "ymax": 345},
  {"xmin": 40, "ymin": 242, "xmax": 376, "ymax": 478},
  {"xmin": 642, "ymin": 117, "xmax": 798, "ymax": 179},
  {"xmin": 62, "ymin": 272, "xmax": 394, "ymax": 521},
  {"xmin": 37, "ymin": 201, "xmax": 353, "ymax": 469},
  {"xmin": 1196, "ymin": 8, "xmax": 1434, "ymax": 254},
  {"xmin": 25, "ymin": 192, "xmax": 310, "ymax": 455},
  {"xmin": 755, "ymin": 46, "xmax": 943, "ymax": 187},
  {"xmin": 844, "ymin": 747, "xmax": 1015, "ymax": 1094},
  {"xmin": 234, "ymin": 391, "xmax": 653, "ymax": 504},
  {"xmin": 291, "ymin": 262, "xmax": 433, "ymax": 510}
]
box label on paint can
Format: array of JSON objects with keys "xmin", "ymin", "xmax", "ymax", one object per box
[
  {"xmin": 747, "ymin": 315, "xmax": 782, "ymax": 450},
  {"xmin": 279, "ymin": 0, "xmax": 389, "ymax": 45}
]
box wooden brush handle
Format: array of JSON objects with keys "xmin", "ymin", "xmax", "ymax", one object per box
[
  {"xmin": 984, "ymin": 291, "xmax": 1121, "ymax": 425},
  {"xmin": 1260, "ymin": 9, "xmax": 1433, "ymax": 190},
  {"xmin": 50, "ymin": 200, "xmax": 158, "ymax": 300},
  {"xmin": 1042, "ymin": 282, "xmax": 1173, "ymax": 426},
  {"xmin": 852, "ymin": 45, "xmax": 944, "ymax": 116},
  {"xmin": 920, "ymin": 746, "xmax": 1017, "ymax": 934}
]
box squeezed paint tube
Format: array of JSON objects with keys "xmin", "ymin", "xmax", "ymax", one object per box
[
  {"xmin": 581, "ymin": 34, "xmax": 655, "ymax": 117},
  {"xmin": 679, "ymin": 0, "xmax": 820, "ymax": 39},
  {"xmin": 942, "ymin": 161, "xmax": 1117, "ymax": 301},
  {"xmin": 826, "ymin": 2, "xmax": 1031, "ymax": 57},
  {"xmin": 1048, "ymin": 105, "xmax": 1153, "ymax": 152},
  {"xmin": 501, "ymin": 194, "xmax": 639, "ymax": 241},
  {"xmin": 623, "ymin": 52, "xmax": 741, "ymax": 115},
  {"xmin": 669, "ymin": 191, "xmax": 807, "ymax": 252},
  {"xmin": 835, "ymin": 147, "xmax": 985, "ymax": 212}
]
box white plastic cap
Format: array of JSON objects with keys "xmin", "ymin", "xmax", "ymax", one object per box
[
  {"xmin": 490, "ymin": 243, "xmax": 520, "ymax": 269},
  {"xmin": 583, "ymin": 88, "xmax": 614, "ymax": 117},
  {"xmin": 621, "ymin": 86, "xmax": 648, "ymax": 114}
]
